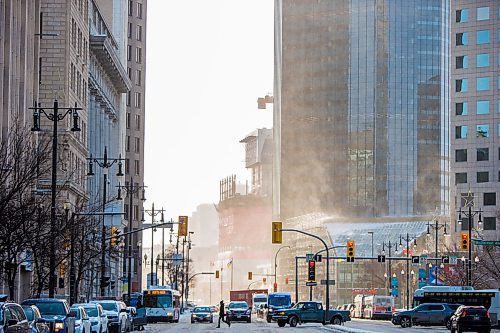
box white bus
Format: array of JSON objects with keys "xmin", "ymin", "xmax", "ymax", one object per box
[
  {"xmin": 353, "ymin": 294, "xmax": 365, "ymax": 318},
  {"xmin": 142, "ymin": 288, "xmax": 181, "ymax": 323},
  {"xmin": 413, "ymin": 286, "xmax": 500, "ymax": 326},
  {"xmin": 362, "ymin": 295, "xmax": 394, "ymax": 319}
]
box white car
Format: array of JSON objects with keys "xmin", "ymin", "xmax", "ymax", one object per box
[
  {"xmin": 91, "ymin": 301, "xmax": 127, "ymax": 333},
  {"xmin": 73, "ymin": 303, "xmax": 108, "ymax": 333},
  {"xmin": 70, "ymin": 306, "xmax": 91, "ymax": 333}
]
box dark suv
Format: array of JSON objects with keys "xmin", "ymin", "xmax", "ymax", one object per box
[
  {"xmin": 449, "ymin": 306, "xmax": 491, "ymax": 333},
  {"xmin": 22, "ymin": 299, "xmax": 75, "ymax": 333},
  {"xmin": 0, "ymin": 301, "xmax": 31, "ymax": 333},
  {"xmin": 392, "ymin": 303, "xmax": 461, "ymax": 328}
]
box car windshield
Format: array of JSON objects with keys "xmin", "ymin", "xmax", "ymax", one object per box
[
  {"xmin": 269, "ymin": 296, "xmax": 291, "ymax": 307},
  {"xmin": 99, "ymin": 303, "xmax": 118, "ymax": 312},
  {"xmin": 254, "ymin": 297, "xmax": 266, "ymax": 303},
  {"xmin": 32, "ymin": 302, "xmax": 66, "ymax": 316},
  {"xmin": 229, "ymin": 302, "xmax": 247, "ymax": 309},
  {"xmin": 83, "ymin": 307, "xmax": 98, "ymax": 317},
  {"xmin": 23, "ymin": 308, "xmax": 34, "ymax": 321},
  {"xmin": 465, "ymin": 308, "xmax": 487, "ymax": 315},
  {"xmin": 193, "ymin": 307, "xmax": 210, "ymax": 313}
]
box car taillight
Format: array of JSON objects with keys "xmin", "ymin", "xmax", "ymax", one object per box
[
  {"xmin": 486, "ymin": 311, "xmax": 490, "ymax": 318},
  {"xmin": 461, "ymin": 310, "xmax": 467, "ymax": 317}
]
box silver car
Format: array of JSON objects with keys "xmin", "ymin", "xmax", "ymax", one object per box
[{"xmin": 72, "ymin": 304, "xmax": 107, "ymax": 333}]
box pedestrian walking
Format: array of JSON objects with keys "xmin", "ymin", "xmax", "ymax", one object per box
[{"xmin": 216, "ymin": 300, "xmax": 230, "ymax": 328}]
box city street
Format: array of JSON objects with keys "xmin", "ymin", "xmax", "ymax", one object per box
[{"xmin": 141, "ymin": 315, "xmax": 500, "ymax": 333}]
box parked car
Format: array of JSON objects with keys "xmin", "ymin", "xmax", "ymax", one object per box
[
  {"xmin": 271, "ymin": 301, "xmax": 351, "ymax": 327},
  {"xmin": 22, "ymin": 305, "xmax": 49, "ymax": 333},
  {"xmin": 1, "ymin": 301, "xmax": 32, "ymax": 333},
  {"xmin": 69, "ymin": 306, "xmax": 91, "ymax": 333},
  {"xmin": 22, "ymin": 299, "xmax": 75, "ymax": 333},
  {"xmin": 391, "ymin": 303, "xmax": 460, "ymax": 328},
  {"xmin": 90, "ymin": 301, "xmax": 127, "ymax": 333},
  {"xmin": 128, "ymin": 307, "xmax": 146, "ymax": 331},
  {"xmin": 450, "ymin": 306, "xmax": 491, "ymax": 333},
  {"xmin": 71, "ymin": 304, "xmax": 107, "ymax": 333},
  {"xmin": 190, "ymin": 306, "xmax": 213, "ymax": 324},
  {"xmin": 226, "ymin": 302, "xmax": 251, "ymax": 323}
]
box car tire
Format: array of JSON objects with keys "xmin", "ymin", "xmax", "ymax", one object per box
[
  {"xmin": 450, "ymin": 327, "xmax": 456, "ymax": 333},
  {"xmin": 445, "ymin": 318, "xmax": 451, "ymax": 329},
  {"xmin": 400, "ymin": 316, "xmax": 411, "ymax": 328},
  {"xmin": 277, "ymin": 320, "xmax": 286, "ymax": 327},
  {"xmin": 289, "ymin": 316, "xmax": 298, "ymax": 327},
  {"xmin": 266, "ymin": 317, "xmax": 271, "ymax": 323},
  {"xmin": 457, "ymin": 324, "xmax": 463, "ymax": 333},
  {"xmin": 331, "ymin": 316, "xmax": 342, "ymax": 325}
]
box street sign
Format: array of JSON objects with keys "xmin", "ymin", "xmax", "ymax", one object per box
[
  {"xmin": 377, "ymin": 255, "xmax": 386, "ymax": 263},
  {"xmin": 474, "ymin": 240, "xmax": 500, "ymax": 246},
  {"xmin": 320, "ymin": 279, "xmax": 335, "ymax": 286},
  {"xmin": 119, "ymin": 276, "xmax": 128, "ymax": 283},
  {"xmin": 306, "ymin": 253, "xmax": 314, "ymax": 262},
  {"xmin": 442, "ymin": 255, "xmax": 450, "ymax": 264},
  {"xmin": 450, "ymin": 256, "xmax": 458, "ymax": 265},
  {"xmin": 411, "ymin": 255, "xmax": 420, "ymax": 264},
  {"xmin": 172, "ymin": 253, "xmax": 183, "ymax": 267},
  {"xmin": 314, "ymin": 254, "xmax": 322, "ymax": 262},
  {"xmin": 306, "ymin": 281, "xmax": 317, "ymax": 287}
]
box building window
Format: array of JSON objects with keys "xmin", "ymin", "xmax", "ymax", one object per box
[
  {"xmin": 455, "ymin": 173, "xmax": 467, "ymax": 184},
  {"xmin": 477, "ymin": 6, "xmax": 490, "ymax": 21},
  {"xmin": 126, "ymin": 113, "xmax": 131, "ymax": 129},
  {"xmin": 128, "ymin": 0, "xmax": 133, "ymax": 16},
  {"xmin": 456, "ymin": 56, "xmax": 468, "ymax": 69},
  {"xmin": 484, "ymin": 193, "xmax": 496, "ymax": 206},
  {"xmin": 456, "ymin": 9, "xmax": 468, "ymax": 22},
  {"xmin": 135, "ymin": 70, "xmax": 141, "ymax": 85},
  {"xmin": 476, "ymin": 100, "xmax": 490, "ymax": 114},
  {"xmin": 126, "ymin": 136, "xmax": 130, "ymax": 152},
  {"xmin": 124, "ymin": 204, "xmax": 129, "ymax": 220},
  {"xmin": 476, "ymin": 30, "xmax": 490, "ymax": 44},
  {"xmin": 456, "ymin": 32, "xmax": 468, "ymax": 45},
  {"xmin": 128, "ymin": 22, "xmax": 132, "ymax": 38},
  {"xmin": 455, "ymin": 149, "xmax": 467, "ymax": 162},
  {"xmin": 477, "ymin": 148, "xmax": 489, "ymax": 161},
  {"xmin": 135, "ymin": 137, "xmax": 140, "ymax": 153},
  {"xmin": 456, "ymin": 102, "xmax": 468, "ymax": 115},
  {"xmin": 476, "ymin": 124, "xmax": 489, "ymax": 138},
  {"xmin": 127, "ymin": 67, "xmax": 132, "ymax": 79},
  {"xmin": 135, "ymin": 114, "xmax": 141, "ymax": 130},
  {"xmin": 70, "ymin": 64, "xmax": 76, "ymax": 91},
  {"xmin": 125, "ymin": 159, "xmax": 130, "ymax": 174},
  {"xmin": 136, "ymin": 2, "xmax": 142, "ymax": 18},
  {"xmin": 127, "ymin": 45, "xmax": 132, "ymax": 61},
  {"xmin": 456, "ymin": 79, "xmax": 468, "ymax": 92},
  {"xmin": 455, "ymin": 125, "xmax": 468, "ymax": 139},
  {"xmin": 477, "ymin": 171, "xmax": 489, "ymax": 183},
  {"xmin": 133, "ymin": 205, "xmax": 139, "ymax": 221},
  {"xmin": 483, "ymin": 217, "xmax": 496, "ymax": 230},
  {"xmin": 136, "ymin": 25, "xmax": 142, "ymax": 41},
  {"xmin": 134, "ymin": 160, "xmax": 140, "ymax": 175},
  {"xmin": 126, "ymin": 92, "xmax": 131, "ymax": 106},
  {"xmin": 476, "ymin": 53, "xmax": 489, "ymax": 67},
  {"xmin": 72, "ymin": 19, "xmax": 77, "ymax": 47},
  {"xmin": 134, "ymin": 92, "xmax": 141, "ymax": 108},
  {"xmin": 476, "ymin": 77, "xmax": 490, "ymax": 91},
  {"xmin": 135, "ymin": 47, "xmax": 142, "ymax": 63}
]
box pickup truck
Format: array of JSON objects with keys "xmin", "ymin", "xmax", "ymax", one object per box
[{"xmin": 272, "ymin": 301, "xmax": 350, "ymax": 327}]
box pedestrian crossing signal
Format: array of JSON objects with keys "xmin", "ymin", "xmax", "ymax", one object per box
[
  {"xmin": 215, "ymin": 270, "xmax": 220, "ymax": 279},
  {"xmin": 248, "ymin": 272, "xmax": 252, "ymax": 280},
  {"xmin": 347, "ymin": 240, "xmax": 355, "ymax": 262}
]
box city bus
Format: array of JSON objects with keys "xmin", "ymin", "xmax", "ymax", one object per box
[
  {"xmin": 362, "ymin": 295, "xmax": 395, "ymax": 319},
  {"xmin": 413, "ymin": 286, "xmax": 500, "ymax": 326},
  {"xmin": 142, "ymin": 288, "xmax": 181, "ymax": 323},
  {"xmin": 353, "ymin": 294, "xmax": 365, "ymax": 318}
]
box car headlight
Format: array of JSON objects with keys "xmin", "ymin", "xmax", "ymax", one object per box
[
  {"xmin": 269, "ymin": 309, "xmax": 274, "ymax": 312},
  {"xmin": 246, "ymin": 310, "xmax": 251, "ymax": 315},
  {"xmin": 54, "ymin": 323, "xmax": 64, "ymax": 330},
  {"xmin": 167, "ymin": 312, "xmax": 173, "ymax": 317},
  {"xmin": 191, "ymin": 314, "xmax": 197, "ymax": 318}
]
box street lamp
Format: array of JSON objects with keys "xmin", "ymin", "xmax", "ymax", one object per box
[
  {"xmin": 30, "ymin": 100, "xmax": 81, "ymax": 298},
  {"xmin": 143, "ymin": 203, "xmax": 164, "ymax": 287},
  {"xmin": 399, "ymin": 233, "xmax": 418, "ymax": 310},
  {"xmin": 87, "ymin": 147, "xmax": 124, "ymax": 297},
  {"xmin": 426, "ymin": 218, "xmax": 449, "ymax": 286},
  {"xmin": 457, "ymin": 191, "xmax": 482, "ymax": 286},
  {"xmin": 381, "ymin": 241, "xmax": 395, "ymax": 295},
  {"xmin": 116, "ymin": 179, "xmax": 146, "ymax": 304},
  {"xmin": 274, "ymin": 246, "xmax": 290, "ymax": 292}
]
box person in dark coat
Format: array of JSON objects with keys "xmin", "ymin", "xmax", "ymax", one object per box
[{"xmin": 217, "ymin": 300, "xmax": 230, "ymax": 328}]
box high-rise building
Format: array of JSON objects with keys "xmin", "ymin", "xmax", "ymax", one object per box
[
  {"xmin": 451, "ymin": 1, "xmax": 499, "ymax": 236},
  {"xmin": 274, "ymin": 0, "xmax": 450, "ymax": 221},
  {"xmin": 125, "ymin": 0, "xmax": 147, "ymax": 292}
]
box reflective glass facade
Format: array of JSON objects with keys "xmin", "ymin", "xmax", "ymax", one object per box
[{"xmin": 276, "ymin": 0, "xmax": 450, "ymax": 220}]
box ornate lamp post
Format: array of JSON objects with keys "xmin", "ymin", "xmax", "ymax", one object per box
[
  {"xmin": 30, "ymin": 100, "xmax": 81, "ymax": 298},
  {"xmin": 426, "ymin": 218, "xmax": 449, "ymax": 285},
  {"xmin": 399, "ymin": 233, "xmax": 418, "ymax": 310},
  {"xmin": 142, "ymin": 203, "xmax": 165, "ymax": 287}
]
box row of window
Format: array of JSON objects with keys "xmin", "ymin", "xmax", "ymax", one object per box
[
  {"xmin": 125, "ymin": 135, "xmax": 141, "ymax": 154},
  {"xmin": 456, "ymin": 30, "xmax": 498, "ymax": 46},
  {"xmin": 455, "ymin": 124, "xmax": 496, "ymax": 139},
  {"xmin": 123, "ymin": 159, "xmax": 141, "ymax": 176},
  {"xmin": 126, "ymin": 91, "xmax": 142, "ymax": 108},
  {"xmin": 126, "ymin": 112, "xmax": 141, "ymax": 130},
  {"xmin": 455, "ymin": 148, "xmax": 495, "ymax": 162},
  {"xmin": 127, "ymin": 23, "xmax": 142, "ymax": 41},
  {"xmin": 456, "ymin": 53, "xmax": 500, "ymax": 69},
  {"xmin": 126, "ymin": 45, "xmax": 142, "ymax": 63},
  {"xmin": 455, "ymin": 76, "xmax": 500, "ymax": 92},
  {"xmin": 127, "ymin": 68, "xmax": 142, "ymax": 86},
  {"xmin": 456, "ymin": 6, "xmax": 498, "ymax": 23},
  {"xmin": 455, "ymin": 100, "xmax": 500, "ymax": 116},
  {"xmin": 455, "ymin": 171, "xmax": 500, "ymax": 185},
  {"xmin": 71, "ymin": 18, "xmax": 88, "ymax": 64},
  {"xmin": 128, "ymin": 1, "xmax": 143, "ymax": 19},
  {"xmin": 70, "ymin": 63, "xmax": 87, "ymax": 106},
  {"xmin": 460, "ymin": 216, "xmax": 496, "ymax": 231}
]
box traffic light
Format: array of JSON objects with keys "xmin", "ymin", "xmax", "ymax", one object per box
[
  {"xmin": 178, "ymin": 216, "xmax": 188, "ymax": 237},
  {"xmin": 58, "ymin": 277, "xmax": 65, "ymax": 289},
  {"xmin": 263, "ymin": 277, "xmax": 267, "ymax": 284},
  {"xmin": 110, "ymin": 280, "xmax": 116, "ymax": 290},
  {"xmin": 285, "ymin": 277, "xmax": 289, "ymax": 285},
  {"xmin": 215, "ymin": 270, "xmax": 220, "ymax": 279},
  {"xmin": 111, "ymin": 226, "xmax": 120, "ymax": 246},
  {"xmin": 307, "ymin": 260, "xmax": 316, "ymax": 281},
  {"xmin": 59, "ymin": 262, "xmax": 66, "ymax": 277},
  {"xmin": 248, "ymin": 272, "xmax": 252, "ymax": 280},
  {"xmin": 273, "ymin": 282, "xmax": 277, "ymax": 292},
  {"xmin": 347, "ymin": 240, "xmax": 355, "ymax": 262},
  {"xmin": 272, "ymin": 221, "xmax": 282, "ymax": 244},
  {"xmin": 460, "ymin": 232, "xmax": 469, "ymax": 251}
]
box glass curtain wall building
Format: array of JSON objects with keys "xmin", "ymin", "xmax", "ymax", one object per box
[{"xmin": 274, "ymin": 0, "xmax": 450, "ymax": 221}]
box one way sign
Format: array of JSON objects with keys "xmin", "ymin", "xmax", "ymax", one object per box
[
  {"xmin": 411, "ymin": 256, "xmax": 420, "ymax": 264},
  {"xmin": 377, "ymin": 255, "xmax": 386, "ymax": 263}
]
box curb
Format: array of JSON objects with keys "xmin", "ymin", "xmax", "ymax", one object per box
[{"xmin": 321, "ymin": 325, "xmax": 374, "ymax": 333}]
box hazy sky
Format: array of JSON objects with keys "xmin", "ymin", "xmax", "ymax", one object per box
[{"xmin": 144, "ymin": 1, "xmax": 274, "ymax": 220}]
